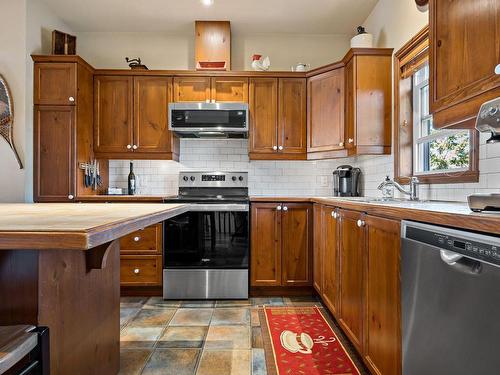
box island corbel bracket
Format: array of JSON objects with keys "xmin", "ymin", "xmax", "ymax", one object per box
[{"xmin": 85, "ymin": 240, "xmax": 117, "ymax": 271}]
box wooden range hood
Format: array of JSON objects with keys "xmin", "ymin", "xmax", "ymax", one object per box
[{"xmin": 195, "ymin": 21, "xmax": 231, "ymax": 71}]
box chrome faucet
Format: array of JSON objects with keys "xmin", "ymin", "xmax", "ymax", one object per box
[{"xmin": 377, "ymin": 176, "xmax": 420, "ymax": 201}]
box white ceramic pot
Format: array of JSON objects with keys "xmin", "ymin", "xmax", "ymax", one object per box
[{"xmin": 351, "ymin": 33, "xmax": 373, "ymax": 48}]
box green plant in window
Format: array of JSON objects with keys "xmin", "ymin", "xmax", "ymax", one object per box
[{"xmin": 429, "ymin": 133, "xmax": 469, "ymax": 171}]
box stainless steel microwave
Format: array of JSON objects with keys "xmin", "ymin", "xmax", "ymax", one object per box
[{"xmin": 168, "ymin": 102, "xmax": 248, "ymax": 138}]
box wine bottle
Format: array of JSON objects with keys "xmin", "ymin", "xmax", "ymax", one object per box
[{"xmin": 128, "ymin": 162, "xmax": 136, "ymax": 195}]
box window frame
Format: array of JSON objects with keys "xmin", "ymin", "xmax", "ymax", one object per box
[{"xmin": 393, "ymin": 26, "xmax": 479, "ymax": 185}]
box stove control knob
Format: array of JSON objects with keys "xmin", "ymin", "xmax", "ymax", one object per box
[
  {"xmin": 238, "ymin": 176, "xmax": 244, "ymax": 181},
  {"xmin": 190, "ymin": 176, "xmax": 195, "ymax": 181},
  {"xmin": 232, "ymin": 176, "xmax": 237, "ymax": 181},
  {"xmin": 183, "ymin": 176, "xmax": 189, "ymax": 181}
]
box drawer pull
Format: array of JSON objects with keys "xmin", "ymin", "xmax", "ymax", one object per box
[
  {"xmin": 357, "ymin": 219, "xmax": 365, "ymax": 227},
  {"xmin": 133, "ymin": 268, "xmax": 140, "ymax": 274},
  {"xmin": 133, "ymin": 236, "xmax": 141, "ymax": 242},
  {"xmin": 68, "ymin": 96, "xmax": 75, "ymax": 102},
  {"xmin": 332, "ymin": 211, "xmax": 338, "ymax": 219}
]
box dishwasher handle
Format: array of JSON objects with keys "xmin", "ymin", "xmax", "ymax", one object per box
[{"xmin": 440, "ymin": 250, "xmax": 482, "ymax": 275}]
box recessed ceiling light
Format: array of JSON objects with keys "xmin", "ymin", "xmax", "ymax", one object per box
[{"xmin": 201, "ymin": 0, "xmax": 214, "ymax": 6}]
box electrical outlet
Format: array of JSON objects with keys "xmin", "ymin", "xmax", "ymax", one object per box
[{"xmin": 319, "ymin": 176, "xmax": 328, "ymax": 187}]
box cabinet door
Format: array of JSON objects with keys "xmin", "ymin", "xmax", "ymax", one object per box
[
  {"xmin": 211, "ymin": 77, "xmax": 248, "ymax": 102},
  {"xmin": 313, "ymin": 204, "xmax": 323, "ymax": 293},
  {"xmin": 34, "ymin": 63, "xmax": 77, "ymax": 105},
  {"xmin": 307, "ymin": 69, "xmax": 345, "ymax": 152},
  {"xmin": 364, "ymin": 215, "xmax": 401, "ymax": 375},
  {"xmin": 322, "ymin": 206, "xmax": 340, "ymax": 316},
  {"xmin": 251, "ymin": 203, "xmax": 282, "ymax": 286},
  {"xmin": 249, "ymin": 78, "xmax": 278, "ymax": 155},
  {"xmin": 338, "ymin": 209, "xmax": 365, "ymax": 352},
  {"xmin": 134, "ymin": 77, "xmax": 175, "ymax": 154},
  {"xmin": 94, "ymin": 76, "xmax": 133, "ymax": 154},
  {"xmin": 281, "ymin": 203, "xmax": 312, "ymax": 286},
  {"xmin": 278, "ymin": 78, "xmax": 306, "ymax": 155},
  {"xmin": 34, "ymin": 106, "xmax": 75, "ymax": 202},
  {"xmin": 430, "ymin": 0, "xmax": 500, "ymax": 128},
  {"xmin": 344, "ymin": 59, "xmax": 356, "ymax": 150},
  {"xmin": 173, "ymin": 77, "xmax": 211, "ymax": 102}
]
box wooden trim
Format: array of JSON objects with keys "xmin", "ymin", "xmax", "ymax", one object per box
[
  {"xmin": 31, "ymin": 54, "xmax": 94, "ymax": 73},
  {"xmin": 250, "ymin": 286, "xmax": 314, "ymax": 297},
  {"xmin": 249, "ymin": 152, "xmax": 307, "ymax": 160}
]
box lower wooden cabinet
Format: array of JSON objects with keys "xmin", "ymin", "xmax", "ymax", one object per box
[
  {"xmin": 251, "ymin": 202, "xmax": 312, "ymax": 287},
  {"xmin": 120, "ymin": 223, "xmax": 163, "ymax": 287},
  {"xmin": 338, "ymin": 209, "xmax": 365, "ymax": 352},
  {"xmin": 313, "ymin": 205, "xmax": 401, "ymax": 375}
]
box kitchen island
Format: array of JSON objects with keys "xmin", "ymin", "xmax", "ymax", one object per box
[{"xmin": 0, "ymin": 203, "xmax": 187, "ymax": 375}]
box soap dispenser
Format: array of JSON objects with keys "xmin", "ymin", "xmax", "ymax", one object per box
[{"xmin": 382, "ymin": 176, "xmax": 394, "ymax": 199}]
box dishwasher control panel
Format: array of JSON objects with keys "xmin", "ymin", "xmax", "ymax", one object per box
[{"xmin": 406, "ymin": 226, "xmax": 500, "ymax": 266}]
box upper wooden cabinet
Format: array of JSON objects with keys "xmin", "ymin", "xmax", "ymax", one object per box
[
  {"xmin": 430, "ymin": 0, "xmax": 500, "ymax": 128},
  {"xmin": 211, "ymin": 77, "xmax": 249, "ymax": 102},
  {"xmin": 344, "ymin": 52, "xmax": 392, "ymax": 156},
  {"xmin": 307, "ymin": 68, "xmax": 345, "ymax": 158},
  {"xmin": 94, "ymin": 76, "xmax": 134, "ymax": 154},
  {"xmin": 173, "ymin": 76, "xmax": 248, "ymax": 103},
  {"xmin": 249, "ymin": 78, "xmax": 307, "ymax": 160},
  {"xmin": 250, "ymin": 202, "xmax": 312, "ymax": 287},
  {"xmin": 173, "ymin": 77, "xmax": 211, "ymax": 102},
  {"xmin": 34, "ymin": 63, "xmax": 77, "ymax": 105},
  {"xmin": 94, "ymin": 75, "xmax": 179, "ymax": 159}
]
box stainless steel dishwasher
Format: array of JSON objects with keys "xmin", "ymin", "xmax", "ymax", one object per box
[{"xmin": 401, "ymin": 220, "xmax": 500, "ymax": 375}]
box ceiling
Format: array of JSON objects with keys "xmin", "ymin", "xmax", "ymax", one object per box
[{"xmin": 41, "ymin": 0, "xmax": 379, "ymax": 34}]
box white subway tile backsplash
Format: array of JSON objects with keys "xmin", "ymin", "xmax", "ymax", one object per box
[{"xmin": 107, "ymin": 138, "xmax": 500, "ymax": 201}]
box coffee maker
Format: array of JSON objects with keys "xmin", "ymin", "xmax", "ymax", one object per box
[{"xmin": 333, "ymin": 165, "xmax": 361, "ymax": 197}]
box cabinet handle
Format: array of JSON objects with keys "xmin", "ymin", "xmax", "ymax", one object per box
[
  {"xmin": 206, "ymin": 99, "xmax": 210, "ymax": 103},
  {"xmin": 133, "ymin": 268, "xmax": 140, "ymax": 274},
  {"xmin": 132, "ymin": 145, "xmax": 138, "ymax": 150},
  {"xmin": 133, "ymin": 236, "xmax": 140, "ymax": 242},
  {"xmin": 339, "ymin": 142, "xmax": 344, "ymax": 147},
  {"xmin": 126, "ymin": 144, "xmax": 132, "ymax": 150},
  {"xmin": 332, "ymin": 211, "xmax": 338, "ymax": 219},
  {"xmin": 68, "ymin": 96, "xmax": 75, "ymax": 102},
  {"xmin": 283, "ymin": 206, "xmax": 288, "ymax": 211},
  {"xmin": 211, "ymin": 99, "xmax": 216, "ymax": 103},
  {"xmin": 278, "ymin": 145, "xmax": 284, "ymax": 151},
  {"xmin": 273, "ymin": 146, "xmax": 278, "ymax": 151},
  {"xmin": 68, "ymin": 194, "xmax": 74, "ymax": 200},
  {"xmin": 348, "ymin": 138, "xmax": 354, "ymax": 144},
  {"xmin": 357, "ymin": 219, "xmax": 365, "ymax": 227},
  {"xmin": 276, "ymin": 205, "xmax": 282, "ymax": 211}
]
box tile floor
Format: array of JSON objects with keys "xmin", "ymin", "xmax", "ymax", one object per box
[{"xmin": 119, "ymin": 296, "xmax": 324, "ymax": 375}]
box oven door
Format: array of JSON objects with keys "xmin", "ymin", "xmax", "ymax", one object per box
[{"xmin": 164, "ymin": 204, "xmax": 249, "ymax": 269}]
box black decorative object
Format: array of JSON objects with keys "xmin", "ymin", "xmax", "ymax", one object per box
[
  {"xmin": 125, "ymin": 57, "xmax": 148, "ymax": 70},
  {"xmin": 357, "ymin": 26, "xmax": 367, "ymax": 34}
]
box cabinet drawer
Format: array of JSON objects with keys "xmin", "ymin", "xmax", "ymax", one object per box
[
  {"xmin": 120, "ymin": 223, "xmax": 162, "ymax": 254},
  {"xmin": 120, "ymin": 255, "xmax": 162, "ymax": 286}
]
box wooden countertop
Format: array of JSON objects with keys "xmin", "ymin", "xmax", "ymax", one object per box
[
  {"xmin": 0, "ymin": 203, "xmax": 187, "ymax": 250},
  {"xmin": 250, "ymin": 196, "xmax": 500, "ymax": 235}
]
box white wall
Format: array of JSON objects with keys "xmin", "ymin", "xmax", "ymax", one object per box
[{"xmin": 76, "ymin": 32, "xmax": 351, "ymax": 71}]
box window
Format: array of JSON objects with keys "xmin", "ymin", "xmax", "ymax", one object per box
[
  {"xmin": 394, "ymin": 26, "xmax": 479, "ymax": 184},
  {"xmin": 412, "ymin": 64, "xmax": 471, "ymax": 175}
]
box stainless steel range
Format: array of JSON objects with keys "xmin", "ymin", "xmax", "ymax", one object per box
[{"xmin": 163, "ymin": 171, "xmax": 249, "ymax": 299}]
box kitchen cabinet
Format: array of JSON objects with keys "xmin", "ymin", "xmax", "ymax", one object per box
[
  {"xmin": 211, "ymin": 77, "xmax": 248, "ymax": 102},
  {"xmin": 249, "ymin": 78, "xmax": 307, "ymax": 160},
  {"xmin": 173, "ymin": 76, "xmax": 248, "ymax": 103},
  {"xmin": 321, "ymin": 205, "xmax": 340, "ymax": 316},
  {"xmin": 307, "ymin": 68, "xmax": 345, "ymax": 159},
  {"xmin": 33, "ymin": 57, "xmax": 97, "ymax": 202},
  {"xmin": 120, "ymin": 223, "xmax": 163, "ymax": 287},
  {"xmin": 364, "ymin": 215, "xmax": 401, "ymax": 375},
  {"xmin": 344, "ymin": 51, "xmax": 392, "ymax": 156},
  {"xmin": 313, "ymin": 204, "xmax": 323, "ymax": 293},
  {"xmin": 94, "ymin": 75, "xmax": 179, "ymax": 159},
  {"xmin": 250, "ymin": 203, "xmax": 282, "ymax": 286},
  {"xmin": 34, "ymin": 106, "xmax": 75, "ymax": 202},
  {"xmin": 250, "ymin": 202, "xmax": 312, "ymax": 287},
  {"xmin": 429, "ymin": 0, "xmax": 500, "ymax": 128},
  {"xmin": 338, "ymin": 208, "xmax": 365, "ymax": 352},
  {"xmin": 34, "ymin": 63, "xmax": 77, "ymax": 105},
  {"xmin": 281, "ymin": 203, "xmax": 313, "ymax": 286}
]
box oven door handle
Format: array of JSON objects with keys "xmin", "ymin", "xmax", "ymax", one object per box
[{"xmin": 187, "ymin": 203, "xmax": 249, "ymax": 212}]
